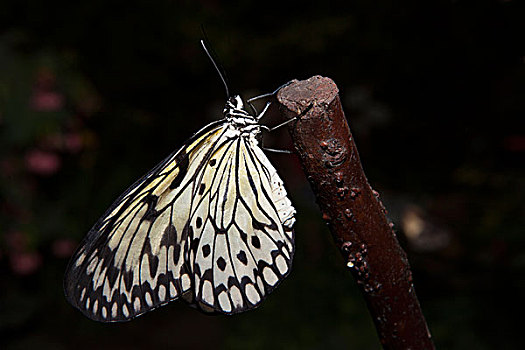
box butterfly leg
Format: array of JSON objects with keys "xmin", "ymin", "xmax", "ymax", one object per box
[
  {"xmin": 247, "ymin": 81, "xmax": 293, "ymax": 104},
  {"xmin": 247, "ymin": 81, "xmax": 294, "ymax": 115},
  {"xmin": 262, "ymin": 147, "xmax": 293, "ymax": 154},
  {"xmin": 268, "ymin": 103, "xmax": 314, "ymax": 131},
  {"xmin": 256, "ymin": 101, "xmax": 272, "ymax": 121},
  {"xmin": 260, "ymin": 103, "xmax": 313, "ymax": 153}
]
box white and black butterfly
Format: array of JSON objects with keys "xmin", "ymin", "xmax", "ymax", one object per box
[{"xmin": 64, "ymin": 41, "xmax": 296, "ymax": 322}]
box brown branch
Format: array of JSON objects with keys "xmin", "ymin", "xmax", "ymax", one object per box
[{"xmin": 277, "ymin": 76, "xmax": 435, "ymax": 350}]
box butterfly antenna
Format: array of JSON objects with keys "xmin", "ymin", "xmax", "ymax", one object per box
[{"xmin": 200, "ymin": 39, "xmax": 230, "ymax": 98}]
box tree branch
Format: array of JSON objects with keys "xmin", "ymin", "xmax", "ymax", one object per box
[{"xmin": 277, "ymin": 76, "xmax": 435, "ymax": 350}]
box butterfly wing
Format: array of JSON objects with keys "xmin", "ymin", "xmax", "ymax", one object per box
[
  {"xmin": 64, "ymin": 121, "xmax": 296, "ymax": 321},
  {"xmin": 187, "ymin": 136, "xmax": 295, "ymax": 313},
  {"xmin": 64, "ymin": 120, "xmax": 228, "ymax": 321}
]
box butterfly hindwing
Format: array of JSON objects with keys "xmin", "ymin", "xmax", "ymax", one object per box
[{"xmin": 189, "ymin": 137, "xmax": 294, "ymax": 313}]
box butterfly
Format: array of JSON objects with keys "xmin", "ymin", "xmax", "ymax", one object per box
[{"xmin": 63, "ymin": 42, "xmax": 296, "ymax": 322}]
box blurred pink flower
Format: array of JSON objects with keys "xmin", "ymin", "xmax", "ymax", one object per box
[
  {"xmin": 25, "ymin": 149, "xmax": 61, "ymax": 175},
  {"xmin": 64, "ymin": 132, "xmax": 83, "ymax": 153},
  {"xmin": 42, "ymin": 132, "xmax": 84, "ymax": 153},
  {"xmin": 10, "ymin": 252, "xmax": 43, "ymax": 275},
  {"xmin": 30, "ymin": 68, "xmax": 64, "ymax": 112},
  {"xmin": 30, "ymin": 90, "xmax": 64, "ymax": 112},
  {"xmin": 52, "ymin": 238, "xmax": 77, "ymax": 258}
]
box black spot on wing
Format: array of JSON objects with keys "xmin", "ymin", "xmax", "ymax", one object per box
[
  {"xmin": 191, "ymin": 237, "xmax": 200, "ymax": 252},
  {"xmin": 201, "ymin": 268, "xmax": 213, "ymax": 281},
  {"xmin": 170, "ymin": 149, "xmax": 189, "ymax": 189},
  {"xmin": 209, "ymin": 159, "xmax": 216, "ymax": 167},
  {"xmin": 217, "ymin": 257, "xmax": 226, "ymax": 271},
  {"xmin": 236, "ymin": 250, "xmax": 248, "ymax": 265},
  {"xmin": 251, "ymin": 236, "xmax": 261, "ymax": 249},
  {"xmin": 160, "ymin": 224, "xmax": 176, "ymax": 247},
  {"xmin": 105, "ymin": 261, "xmax": 120, "ymax": 287},
  {"xmin": 143, "ymin": 194, "xmax": 159, "ymax": 221},
  {"xmin": 202, "ymin": 244, "xmax": 211, "ymax": 257},
  {"xmin": 240, "ymin": 230, "xmax": 248, "ymax": 244},
  {"xmin": 196, "ymin": 217, "xmax": 202, "ymax": 229},
  {"xmin": 199, "ymin": 183, "xmax": 206, "ymax": 195}
]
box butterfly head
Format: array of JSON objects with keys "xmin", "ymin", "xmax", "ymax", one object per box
[
  {"xmin": 225, "ymin": 95, "xmax": 249, "ymax": 116},
  {"xmin": 229, "ymin": 95, "xmax": 245, "ymax": 110}
]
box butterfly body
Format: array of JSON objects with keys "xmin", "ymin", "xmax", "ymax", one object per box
[{"xmin": 64, "ymin": 94, "xmax": 296, "ymax": 322}]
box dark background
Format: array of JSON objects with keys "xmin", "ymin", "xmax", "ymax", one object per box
[{"xmin": 1, "ymin": 0, "xmax": 523, "ymax": 349}]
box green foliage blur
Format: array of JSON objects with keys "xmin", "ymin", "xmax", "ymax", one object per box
[{"xmin": 1, "ymin": 0, "xmax": 523, "ymax": 349}]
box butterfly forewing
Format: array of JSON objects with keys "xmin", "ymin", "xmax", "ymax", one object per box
[{"xmin": 64, "ymin": 96, "xmax": 296, "ymax": 322}]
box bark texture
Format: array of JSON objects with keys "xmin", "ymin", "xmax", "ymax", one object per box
[{"xmin": 277, "ymin": 76, "xmax": 434, "ymax": 349}]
